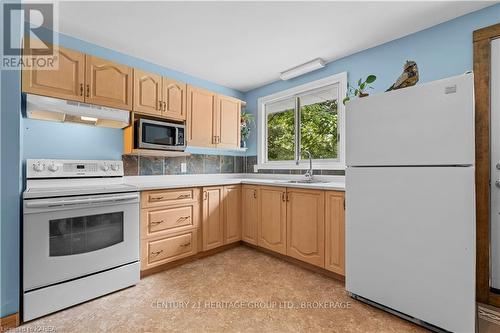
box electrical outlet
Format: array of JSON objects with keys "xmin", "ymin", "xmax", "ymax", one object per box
[
  {"xmin": 181, "ymin": 162, "xmax": 187, "ymax": 173},
  {"xmin": 253, "ymin": 165, "xmax": 258, "ymax": 173}
]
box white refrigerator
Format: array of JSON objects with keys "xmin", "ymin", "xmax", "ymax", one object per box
[{"xmin": 345, "ymin": 73, "xmax": 476, "ymax": 332}]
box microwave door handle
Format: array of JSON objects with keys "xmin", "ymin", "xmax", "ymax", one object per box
[{"xmin": 175, "ymin": 127, "xmax": 179, "ymax": 146}]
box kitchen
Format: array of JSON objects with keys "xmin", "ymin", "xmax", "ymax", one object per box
[{"xmin": 1, "ymin": 2, "xmax": 500, "ymax": 332}]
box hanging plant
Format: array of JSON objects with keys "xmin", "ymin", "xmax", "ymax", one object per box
[{"xmin": 343, "ymin": 74, "xmax": 377, "ymax": 105}]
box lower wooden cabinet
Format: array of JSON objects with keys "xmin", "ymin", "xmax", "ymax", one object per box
[
  {"xmin": 202, "ymin": 186, "xmax": 225, "ymax": 251},
  {"xmin": 224, "ymin": 185, "xmax": 242, "ymax": 244},
  {"xmin": 242, "ymin": 185, "xmax": 259, "ymax": 244},
  {"xmin": 286, "ymin": 188, "xmax": 325, "ymax": 267},
  {"xmin": 325, "ymin": 191, "xmax": 345, "ymax": 275},
  {"xmin": 141, "ymin": 229, "xmax": 197, "ymax": 270},
  {"xmin": 258, "ymin": 186, "xmax": 287, "ymax": 255}
]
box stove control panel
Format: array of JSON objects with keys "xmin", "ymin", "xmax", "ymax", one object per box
[{"xmin": 27, "ymin": 159, "xmax": 124, "ymax": 178}]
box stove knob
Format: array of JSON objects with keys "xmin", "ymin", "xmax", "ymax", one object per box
[
  {"xmin": 33, "ymin": 162, "xmax": 45, "ymax": 172},
  {"xmin": 111, "ymin": 164, "xmax": 119, "ymax": 171},
  {"xmin": 101, "ymin": 164, "xmax": 110, "ymax": 171},
  {"xmin": 48, "ymin": 163, "xmax": 59, "ymax": 172}
]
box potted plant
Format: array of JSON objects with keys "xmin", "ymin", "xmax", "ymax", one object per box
[
  {"xmin": 343, "ymin": 74, "xmax": 377, "ymax": 105},
  {"xmin": 240, "ymin": 111, "xmax": 254, "ymax": 148}
]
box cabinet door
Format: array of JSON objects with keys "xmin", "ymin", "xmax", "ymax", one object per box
[
  {"xmin": 202, "ymin": 186, "xmax": 224, "ymax": 250},
  {"xmin": 287, "ymin": 189, "xmax": 325, "ymax": 267},
  {"xmin": 224, "ymin": 185, "xmax": 242, "ymax": 244},
  {"xmin": 186, "ymin": 85, "xmax": 216, "ymax": 147},
  {"xmin": 85, "ymin": 55, "xmax": 133, "ymax": 110},
  {"xmin": 242, "ymin": 185, "xmax": 259, "ymax": 245},
  {"xmin": 215, "ymin": 95, "xmax": 241, "ymax": 149},
  {"xmin": 22, "ymin": 45, "xmax": 85, "ymax": 102},
  {"xmin": 258, "ymin": 186, "xmax": 287, "ymax": 254},
  {"xmin": 133, "ymin": 69, "xmax": 162, "ymax": 116},
  {"xmin": 325, "ymin": 191, "xmax": 345, "ymax": 275},
  {"xmin": 163, "ymin": 78, "xmax": 186, "ymax": 121}
]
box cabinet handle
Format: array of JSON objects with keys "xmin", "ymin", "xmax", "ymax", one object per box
[
  {"xmin": 281, "ymin": 192, "xmax": 286, "ymax": 202},
  {"xmin": 79, "ymin": 83, "xmax": 83, "ymax": 96},
  {"xmin": 150, "ymin": 196, "xmax": 164, "ymax": 201},
  {"xmin": 203, "ymin": 191, "xmax": 208, "ymax": 200},
  {"xmin": 157, "ymin": 100, "xmax": 160, "ymax": 111},
  {"xmin": 150, "ymin": 220, "xmax": 164, "ymax": 226},
  {"xmin": 86, "ymin": 84, "xmax": 90, "ymax": 98},
  {"xmin": 151, "ymin": 249, "xmax": 163, "ymax": 257},
  {"xmin": 162, "ymin": 101, "xmax": 167, "ymax": 111},
  {"xmin": 253, "ymin": 190, "xmax": 257, "ymax": 199},
  {"xmin": 177, "ymin": 194, "xmax": 190, "ymax": 199},
  {"xmin": 176, "ymin": 216, "xmax": 190, "ymax": 223},
  {"xmin": 286, "ymin": 193, "xmax": 290, "ymax": 202},
  {"xmin": 179, "ymin": 242, "xmax": 191, "ymax": 247}
]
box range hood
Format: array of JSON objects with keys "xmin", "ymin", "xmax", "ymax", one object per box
[{"xmin": 26, "ymin": 94, "xmax": 130, "ymax": 129}]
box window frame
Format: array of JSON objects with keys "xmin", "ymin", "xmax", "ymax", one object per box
[{"xmin": 257, "ymin": 72, "xmax": 347, "ymax": 170}]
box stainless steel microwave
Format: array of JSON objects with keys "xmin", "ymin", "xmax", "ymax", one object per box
[{"xmin": 136, "ymin": 118, "xmax": 186, "ymax": 151}]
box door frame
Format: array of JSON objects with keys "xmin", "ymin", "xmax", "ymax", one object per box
[{"xmin": 474, "ymin": 23, "xmax": 500, "ymax": 306}]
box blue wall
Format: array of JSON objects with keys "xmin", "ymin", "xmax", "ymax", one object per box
[
  {"xmin": 243, "ymin": 4, "xmax": 500, "ymax": 155},
  {"xmin": 22, "ymin": 31, "xmax": 245, "ymax": 162},
  {"xmin": 1, "ymin": 0, "xmax": 21, "ymax": 317}
]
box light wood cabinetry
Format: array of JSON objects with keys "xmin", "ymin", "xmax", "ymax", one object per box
[
  {"xmin": 325, "ymin": 191, "xmax": 345, "ymax": 275},
  {"xmin": 133, "ymin": 69, "xmax": 162, "ymax": 116},
  {"xmin": 215, "ymin": 95, "xmax": 241, "ymax": 149},
  {"xmin": 186, "ymin": 85, "xmax": 216, "ymax": 148},
  {"xmin": 140, "ymin": 188, "xmax": 200, "ymax": 271},
  {"xmin": 202, "ymin": 186, "xmax": 225, "ymax": 251},
  {"xmin": 22, "ymin": 45, "xmax": 85, "ymax": 102},
  {"xmin": 163, "ymin": 78, "xmax": 187, "ymax": 121},
  {"xmin": 258, "ymin": 186, "xmax": 287, "ymax": 255},
  {"xmin": 286, "ymin": 189, "xmax": 325, "ymax": 267},
  {"xmin": 224, "ymin": 185, "xmax": 242, "ymax": 244},
  {"xmin": 85, "ymin": 55, "xmax": 133, "ymax": 110},
  {"xmin": 242, "ymin": 185, "xmax": 259, "ymax": 245}
]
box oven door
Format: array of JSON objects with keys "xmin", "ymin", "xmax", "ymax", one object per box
[
  {"xmin": 138, "ymin": 118, "xmax": 185, "ymax": 151},
  {"xmin": 23, "ymin": 192, "xmax": 140, "ymax": 291}
]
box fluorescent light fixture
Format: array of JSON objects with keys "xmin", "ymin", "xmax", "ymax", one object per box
[
  {"xmin": 81, "ymin": 116, "xmax": 98, "ymax": 122},
  {"xmin": 280, "ymin": 58, "xmax": 326, "ymax": 81}
]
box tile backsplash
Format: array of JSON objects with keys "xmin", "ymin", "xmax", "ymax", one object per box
[{"xmin": 123, "ymin": 154, "xmax": 345, "ymax": 176}]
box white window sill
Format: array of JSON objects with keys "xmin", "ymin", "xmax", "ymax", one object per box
[{"xmin": 256, "ymin": 162, "xmax": 346, "ymax": 171}]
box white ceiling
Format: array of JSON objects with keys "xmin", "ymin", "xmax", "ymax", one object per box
[{"xmin": 58, "ymin": 1, "xmax": 494, "ymax": 92}]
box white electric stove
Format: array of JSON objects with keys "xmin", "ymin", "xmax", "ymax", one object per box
[{"xmin": 23, "ymin": 159, "xmax": 140, "ymax": 322}]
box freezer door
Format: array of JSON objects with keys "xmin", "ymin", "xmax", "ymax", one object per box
[
  {"xmin": 346, "ymin": 166, "xmax": 475, "ymax": 332},
  {"xmin": 346, "ymin": 74, "xmax": 474, "ymax": 166}
]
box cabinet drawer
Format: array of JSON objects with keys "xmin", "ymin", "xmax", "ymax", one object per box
[
  {"xmin": 141, "ymin": 230, "xmax": 197, "ymax": 270},
  {"xmin": 141, "ymin": 188, "xmax": 200, "ymax": 208},
  {"xmin": 141, "ymin": 204, "xmax": 199, "ymax": 238}
]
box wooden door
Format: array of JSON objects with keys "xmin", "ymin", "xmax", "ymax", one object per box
[
  {"xmin": 215, "ymin": 95, "xmax": 241, "ymax": 148},
  {"xmin": 22, "ymin": 45, "xmax": 85, "ymax": 102},
  {"xmin": 325, "ymin": 191, "xmax": 345, "ymax": 275},
  {"xmin": 133, "ymin": 69, "xmax": 162, "ymax": 116},
  {"xmin": 163, "ymin": 78, "xmax": 186, "ymax": 120},
  {"xmin": 85, "ymin": 55, "xmax": 133, "ymax": 110},
  {"xmin": 224, "ymin": 185, "xmax": 242, "ymax": 244},
  {"xmin": 287, "ymin": 189, "xmax": 325, "ymax": 267},
  {"xmin": 242, "ymin": 185, "xmax": 259, "ymax": 245},
  {"xmin": 258, "ymin": 186, "xmax": 287, "ymax": 254},
  {"xmin": 186, "ymin": 85, "xmax": 216, "ymax": 147},
  {"xmin": 202, "ymin": 186, "xmax": 224, "ymax": 251}
]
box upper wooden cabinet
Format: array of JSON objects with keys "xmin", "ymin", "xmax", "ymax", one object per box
[
  {"xmin": 186, "ymin": 85, "xmax": 216, "ymax": 147},
  {"xmin": 242, "ymin": 185, "xmax": 259, "ymax": 245},
  {"xmin": 22, "ymin": 45, "xmax": 85, "ymax": 102},
  {"xmin": 258, "ymin": 186, "xmax": 287, "ymax": 255},
  {"xmin": 224, "ymin": 185, "xmax": 242, "ymax": 244},
  {"xmin": 325, "ymin": 191, "xmax": 345, "ymax": 275},
  {"xmin": 202, "ymin": 186, "xmax": 225, "ymax": 251},
  {"xmin": 215, "ymin": 95, "xmax": 241, "ymax": 149},
  {"xmin": 133, "ymin": 69, "xmax": 162, "ymax": 116},
  {"xmin": 286, "ymin": 189, "xmax": 325, "ymax": 267},
  {"xmin": 163, "ymin": 78, "xmax": 187, "ymax": 121},
  {"xmin": 85, "ymin": 55, "xmax": 133, "ymax": 110}
]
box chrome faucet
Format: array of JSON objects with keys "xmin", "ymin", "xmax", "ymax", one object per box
[{"xmin": 304, "ymin": 150, "xmax": 314, "ymax": 181}]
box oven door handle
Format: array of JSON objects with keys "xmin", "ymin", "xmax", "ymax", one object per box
[{"xmin": 25, "ymin": 194, "xmax": 139, "ymax": 208}]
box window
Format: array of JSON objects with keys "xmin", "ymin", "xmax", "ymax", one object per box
[{"xmin": 258, "ymin": 72, "xmax": 346, "ymax": 170}]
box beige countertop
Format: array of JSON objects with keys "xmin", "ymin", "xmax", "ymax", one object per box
[{"xmin": 124, "ymin": 173, "xmax": 345, "ymax": 192}]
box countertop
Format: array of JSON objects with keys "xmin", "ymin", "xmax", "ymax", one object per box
[{"xmin": 124, "ymin": 173, "xmax": 345, "ymax": 191}]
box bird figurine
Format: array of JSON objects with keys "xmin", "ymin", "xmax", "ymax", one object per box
[{"xmin": 386, "ymin": 60, "xmax": 419, "ymax": 92}]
